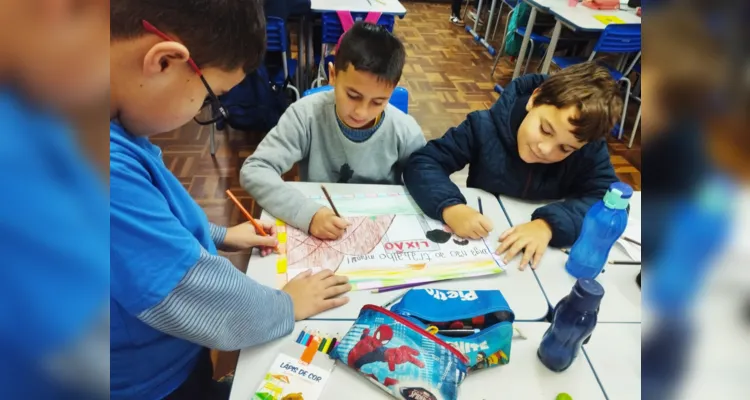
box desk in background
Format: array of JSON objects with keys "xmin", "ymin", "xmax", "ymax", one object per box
[
  {"xmin": 513, "ymin": 0, "xmax": 641, "ymax": 79},
  {"xmin": 246, "ymin": 183, "xmax": 550, "ymax": 321}
]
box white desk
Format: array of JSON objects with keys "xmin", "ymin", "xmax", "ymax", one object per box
[
  {"xmin": 583, "ymin": 323, "xmax": 641, "ymax": 400},
  {"xmin": 246, "ymin": 183, "xmax": 550, "ymax": 321},
  {"xmin": 311, "ymin": 0, "xmax": 406, "ymax": 16},
  {"xmin": 230, "ymin": 321, "xmax": 607, "ymax": 400},
  {"xmin": 498, "ymin": 196, "xmax": 642, "ymax": 323},
  {"xmin": 513, "ymin": 0, "xmax": 641, "ymax": 79}
]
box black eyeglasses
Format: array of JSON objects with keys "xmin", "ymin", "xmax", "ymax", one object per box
[{"xmin": 141, "ymin": 20, "xmax": 229, "ymax": 126}]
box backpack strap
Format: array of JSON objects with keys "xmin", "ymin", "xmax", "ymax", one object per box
[{"xmin": 334, "ymin": 11, "xmax": 383, "ymax": 53}]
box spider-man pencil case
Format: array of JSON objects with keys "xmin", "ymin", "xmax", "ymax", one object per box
[
  {"xmin": 330, "ymin": 305, "xmax": 469, "ymax": 400},
  {"xmin": 390, "ymin": 288, "xmax": 515, "ymax": 371}
]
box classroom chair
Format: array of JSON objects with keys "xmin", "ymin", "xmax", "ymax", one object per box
[
  {"xmin": 302, "ymin": 85, "xmax": 409, "ymax": 115},
  {"xmin": 266, "ymin": 16, "xmax": 300, "ymax": 101},
  {"xmin": 551, "ymin": 24, "xmax": 642, "ymax": 140},
  {"xmin": 311, "ymin": 12, "xmax": 396, "ymax": 88}
]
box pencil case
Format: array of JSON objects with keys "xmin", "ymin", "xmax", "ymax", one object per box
[
  {"xmin": 331, "ymin": 304, "xmax": 469, "ymax": 400},
  {"xmin": 389, "ymin": 288, "xmax": 515, "ymax": 371}
]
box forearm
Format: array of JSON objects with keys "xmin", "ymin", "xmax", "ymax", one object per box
[
  {"xmin": 240, "ymin": 161, "xmax": 321, "ymax": 231},
  {"xmin": 138, "ymin": 248, "xmax": 295, "ymax": 351}
]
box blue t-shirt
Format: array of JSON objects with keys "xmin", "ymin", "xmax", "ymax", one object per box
[
  {"xmin": 0, "ymin": 92, "xmax": 108, "ymax": 398},
  {"xmin": 110, "ymin": 121, "xmax": 219, "ymax": 399}
]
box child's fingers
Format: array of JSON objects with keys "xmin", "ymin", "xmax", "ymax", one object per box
[
  {"xmin": 331, "ymin": 217, "xmax": 349, "ymax": 230},
  {"xmin": 495, "ymin": 234, "xmax": 517, "ymax": 255},
  {"xmin": 504, "ymin": 237, "xmax": 530, "ymax": 264},
  {"xmin": 319, "ymin": 296, "xmax": 350, "ymax": 313},
  {"xmin": 519, "ymin": 245, "xmax": 536, "ymax": 271},
  {"xmin": 499, "ymin": 227, "xmax": 514, "ymax": 241},
  {"xmin": 479, "ymin": 218, "xmax": 494, "ymax": 233},
  {"xmin": 322, "ymin": 282, "xmax": 352, "ymax": 299},
  {"xmin": 532, "ymin": 248, "xmax": 545, "ymax": 269}
]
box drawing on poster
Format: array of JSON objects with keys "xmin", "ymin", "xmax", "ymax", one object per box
[
  {"xmin": 307, "ymin": 192, "xmax": 421, "ymax": 216},
  {"xmin": 280, "ymin": 214, "xmax": 504, "ymax": 290}
]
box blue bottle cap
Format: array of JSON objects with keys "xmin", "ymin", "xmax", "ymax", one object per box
[
  {"xmin": 603, "ymin": 182, "xmax": 633, "ymax": 210},
  {"xmin": 570, "ymin": 279, "xmax": 605, "ymax": 312}
]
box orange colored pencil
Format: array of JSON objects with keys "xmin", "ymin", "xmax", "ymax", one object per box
[{"xmin": 225, "ymin": 190, "xmax": 278, "ymax": 252}]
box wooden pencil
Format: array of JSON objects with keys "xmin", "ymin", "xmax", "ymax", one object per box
[
  {"xmin": 320, "ymin": 185, "xmax": 341, "ymax": 217},
  {"xmin": 225, "ymin": 190, "xmax": 278, "ymax": 252}
]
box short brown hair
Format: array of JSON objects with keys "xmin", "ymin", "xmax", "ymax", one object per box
[
  {"xmin": 532, "ymin": 62, "xmax": 623, "ymax": 142},
  {"xmin": 111, "ymin": 0, "xmax": 266, "ymax": 72}
]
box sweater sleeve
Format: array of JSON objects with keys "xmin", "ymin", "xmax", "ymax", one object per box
[
  {"xmin": 111, "ymin": 153, "xmax": 295, "ymax": 351},
  {"xmin": 240, "ymin": 104, "xmax": 323, "ymax": 232},
  {"xmin": 531, "ymin": 141, "xmax": 619, "ymax": 247},
  {"xmin": 403, "ymin": 115, "xmax": 479, "ymax": 221},
  {"xmin": 394, "ymin": 115, "xmax": 427, "ymax": 184}
]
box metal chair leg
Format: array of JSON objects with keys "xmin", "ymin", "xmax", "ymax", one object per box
[
  {"xmin": 629, "ymin": 102, "xmax": 641, "ymax": 148},
  {"xmin": 210, "ymin": 122, "xmax": 216, "ymax": 156},
  {"xmin": 461, "ymin": 0, "xmax": 471, "ymax": 20},
  {"xmin": 523, "ymin": 40, "xmax": 535, "ymax": 75},
  {"xmin": 618, "ymin": 78, "xmax": 632, "ymax": 140},
  {"xmin": 489, "ymin": 1, "xmax": 504, "ymax": 40}
]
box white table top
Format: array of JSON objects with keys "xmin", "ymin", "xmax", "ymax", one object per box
[
  {"xmin": 247, "ymin": 183, "xmax": 550, "ymax": 321},
  {"xmin": 583, "ymin": 323, "xmax": 641, "ymax": 400},
  {"xmin": 548, "ymin": 2, "xmax": 641, "ymax": 32},
  {"xmin": 311, "ymin": 0, "xmax": 407, "ymax": 16},
  {"xmin": 498, "ymin": 195, "xmax": 642, "ymax": 323},
  {"xmin": 230, "ymin": 321, "xmax": 607, "ymax": 400}
]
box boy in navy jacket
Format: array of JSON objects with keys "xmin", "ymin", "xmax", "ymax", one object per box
[{"xmin": 404, "ymin": 62, "xmax": 622, "ymax": 269}]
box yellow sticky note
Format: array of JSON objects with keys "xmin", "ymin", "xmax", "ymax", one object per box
[
  {"xmin": 594, "ymin": 15, "xmax": 625, "ymax": 25},
  {"xmin": 277, "ymin": 232, "xmax": 287, "ymax": 243},
  {"xmin": 276, "ymin": 257, "xmax": 287, "ymax": 273}
]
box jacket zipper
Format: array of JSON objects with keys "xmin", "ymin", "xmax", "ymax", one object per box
[
  {"xmin": 522, "ymin": 170, "xmax": 533, "ymax": 198},
  {"xmin": 363, "ymin": 305, "xmax": 470, "ymax": 364}
]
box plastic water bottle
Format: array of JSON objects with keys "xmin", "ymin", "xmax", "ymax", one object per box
[
  {"xmin": 537, "ymin": 279, "xmax": 604, "ymax": 372},
  {"xmin": 565, "ymin": 182, "xmax": 632, "ymax": 279}
]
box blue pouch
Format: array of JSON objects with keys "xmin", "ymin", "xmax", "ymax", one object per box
[
  {"xmin": 331, "ymin": 305, "xmax": 469, "ymax": 400},
  {"xmin": 390, "ymin": 289, "xmax": 515, "ymax": 371}
]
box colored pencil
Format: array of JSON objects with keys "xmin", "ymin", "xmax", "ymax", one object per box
[
  {"xmin": 373, "ymin": 280, "xmax": 439, "ymax": 294},
  {"xmin": 225, "ymin": 190, "xmax": 278, "ymax": 252},
  {"xmin": 609, "ymin": 260, "xmax": 641, "ymax": 265},
  {"xmin": 622, "ymin": 236, "xmax": 641, "ymax": 246},
  {"xmin": 380, "ymin": 290, "xmax": 408, "ymax": 309},
  {"xmin": 318, "ymin": 337, "xmax": 327, "ymax": 352},
  {"xmin": 327, "ymin": 338, "xmax": 337, "ymax": 354},
  {"xmin": 295, "ymin": 330, "xmax": 305, "ymax": 344},
  {"xmin": 478, "ymin": 197, "xmax": 483, "ymax": 215},
  {"xmin": 320, "ymin": 185, "xmax": 341, "ymax": 217},
  {"xmin": 301, "ymin": 331, "xmax": 310, "ymax": 345},
  {"xmin": 322, "ymin": 338, "xmax": 332, "ymax": 353}
]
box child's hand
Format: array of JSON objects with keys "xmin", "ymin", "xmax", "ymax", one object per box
[
  {"xmin": 223, "ymin": 221, "xmax": 278, "ymax": 255},
  {"xmin": 496, "ymin": 219, "xmax": 553, "ymax": 270},
  {"xmin": 442, "ymin": 204, "xmax": 494, "ymax": 239},
  {"xmin": 282, "ymin": 269, "xmax": 351, "ymax": 320},
  {"xmin": 309, "ymin": 207, "xmax": 350, "ymax": 240}
]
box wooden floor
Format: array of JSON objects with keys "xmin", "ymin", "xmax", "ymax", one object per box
[{"xmin": 150, "ymin": 1, "xmax": 641, "ymax": 379}]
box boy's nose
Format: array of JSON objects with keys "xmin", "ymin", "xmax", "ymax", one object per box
[{"xmin": 537, "ymin": 142, "xmax": 552, "ymax": 157}]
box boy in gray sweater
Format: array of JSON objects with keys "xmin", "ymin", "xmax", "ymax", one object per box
[{"xmin": 241, "ymin": 22, "xmax": 426, "ymax": 240}]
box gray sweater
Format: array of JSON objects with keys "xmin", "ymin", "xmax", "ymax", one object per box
[{"xmin": 241, "ymin": 90, "xmax": 426, "ymax": 232}]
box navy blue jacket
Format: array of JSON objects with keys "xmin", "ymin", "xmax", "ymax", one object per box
[{"xmin": 403, "ymin": 74, "xmax": 618, "ymax": 248}]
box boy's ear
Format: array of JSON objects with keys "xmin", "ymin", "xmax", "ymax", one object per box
[
  {"xmin": 142, "ymin": 42, "xmax": 191, "ymax": 77},
  {"xmin": 526, "ymin": 88, "xmax": 541, "ymax": 112},
  {"xmin": 327, "ymin": 62, "xmax": 336, "ymax": 85}
]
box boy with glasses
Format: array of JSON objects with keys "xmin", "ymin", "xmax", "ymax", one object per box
[{"xmin": 110, "ymin": 1, "xmax": 351, "ymax": 399}]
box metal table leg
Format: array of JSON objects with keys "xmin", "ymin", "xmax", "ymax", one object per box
[
  {"xmin": 512, "ymin": 6, "xmax": 537, "ymax": 79},
  {"xmin": 539, "ymin": 20, "xmax": 561, "ymax": 74}
]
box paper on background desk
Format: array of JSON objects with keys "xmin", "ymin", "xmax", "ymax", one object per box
[
  {"xmin": 615, "ymin": 217, "xmax": 641, "ymax": 261},
  {"xmin": 276, "ymin": 213, "xmax": 504, "ymax": 290}
]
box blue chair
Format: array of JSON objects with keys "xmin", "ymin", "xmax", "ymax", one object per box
[
  {"xmin": 552, "ymin": 24, "xmax": 642, "ymax": 139},
  {"xmin": 266, "ymin": 17, "xmax": 300, "ymax": 100},
  {"xmin": 312, "ymin": 12, "xmax": 396, "ymax": 88},
  {"xmin": 303, "ymin": 85, "xmax": 409, "ymax": 114}
]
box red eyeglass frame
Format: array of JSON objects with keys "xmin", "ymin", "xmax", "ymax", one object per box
[{"xmin": 141, "ymin": 20, "xmax": 228, "ymax": 121}]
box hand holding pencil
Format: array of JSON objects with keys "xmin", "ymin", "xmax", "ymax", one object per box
[
  {"xmin": 309, "ymin": 185, "xmax": 349, "ymax": 240},
  {"xmin": 225, "ymin": 190, "xmax": 279, "ymax": 254}
]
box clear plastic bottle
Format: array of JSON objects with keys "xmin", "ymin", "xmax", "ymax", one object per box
[
  {"xmin": 565, "ymin": 182, "xmax": 632, "ymax": 279},
  {"xmin": 537, "ymin": 279, "xmax": 604, "ymax": 372}
]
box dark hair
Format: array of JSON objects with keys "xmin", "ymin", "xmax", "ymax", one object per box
[
  {"xmin": 111, "ymin": 0, "xmax": 266, "ymax": 72},
  {"xmin": 334, "ymin": 22, "xmax": 406, "ymax": 86},
  {"xmin": 532, "ymin": 62, "xmax": 623, "ymax": 142}
]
